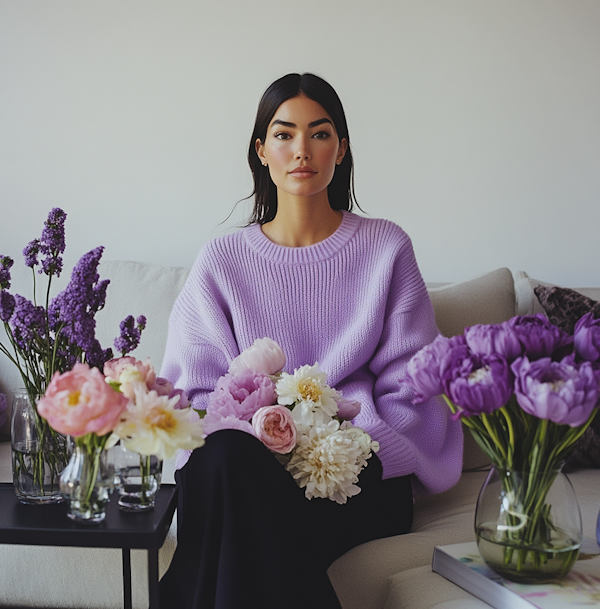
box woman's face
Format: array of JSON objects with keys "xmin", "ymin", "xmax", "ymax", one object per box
[{"xmin": 256, "ymin": 94, "xmax": 347, "ymax": 202}]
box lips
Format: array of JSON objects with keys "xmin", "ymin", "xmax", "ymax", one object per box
[{"xmin": 289, "ymin": 166, "xmax": 317, "ymax": 178}]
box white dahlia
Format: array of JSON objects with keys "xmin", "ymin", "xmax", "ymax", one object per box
[
  {"xmin": 286, "ymin": 420, "xmax": 373, "ymax": 504},
  {"xmin": 276, "ymin": 363, "xmax": 338, "ymax": 427}
]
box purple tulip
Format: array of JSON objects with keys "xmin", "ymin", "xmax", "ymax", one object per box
[
  {"xmin": 574, "ymin": 312, "xmax": 600, "ymax": 363},
  {"xmin": 465, "ymin": 321, "xmax": 523, "ymax": 362},
  {"xmin": 508, "ymin": 314, "xmax": 571, "ymax": 359},
  {"xmin": 404, "ymin": 334, "xmax": 466, "ymax": 403},
  {"xmin": 443, "ymin": 352, "xmax": 513, "ymax": 417},
  {"xmin": 512, "ymin": 355, "xmax": 599, "ymax": 427}
]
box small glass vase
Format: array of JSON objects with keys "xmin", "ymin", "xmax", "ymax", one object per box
[
  {"xmin": 10, "ymin": 388, "xmax": 69, "ymax": 504},
  {"xmin": 60, "ymin": 441, "xmax": 113, "ymax": 523},
  {"xmin": 111, "ymin": 444, "xmax": 162, "ymax": 512},
  {"xmin": 475, "ymin": 467, "xmax": 582, "ymax": 584}
]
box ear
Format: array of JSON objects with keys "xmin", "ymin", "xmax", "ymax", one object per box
[
  {"xmin": 336, "ymin": 138, "xmax": 348, "ymax": 165},
  {"xmin": 255, "ymin": 138, "xmax": 267, "ymax": 165}
]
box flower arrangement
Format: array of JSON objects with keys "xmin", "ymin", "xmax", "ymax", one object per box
[
  {"xmin": 0, "ymin": 208, "xmax": 146, "ymax": 402},
  {"xmin": 0, "ymin": 208, "xmax": 148, "ymax": 500},
  {"xmin": 200, "ymin": 337, "xmax": 378, "ymax": 504},
  {"xmin": 37, "ymin": 356, "xmax": 204, "ymax": 519},
  {"xmin": 403, "ymin": 313, "xmax": 600, "ymax": 580}
]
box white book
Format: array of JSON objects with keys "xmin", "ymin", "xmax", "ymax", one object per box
[{"xmin": 432, "ymin": 540, "xmax": 600, "ymax": 609}]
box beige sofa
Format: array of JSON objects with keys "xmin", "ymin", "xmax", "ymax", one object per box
[{"xmin": 1, "ymin": 261, "xmax": 598, "ymax": 609}]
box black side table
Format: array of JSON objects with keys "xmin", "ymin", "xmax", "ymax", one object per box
[{"xmin": 0, "ymin": 482, "xmax": 177, "ymax": 609}]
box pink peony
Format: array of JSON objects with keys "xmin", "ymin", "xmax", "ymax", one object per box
[
  {"xmin": 335, "ymin": 396, "xmax": 361, "ymax": 421},
  {"xmin": 103, "ymin": 356, "xmax": 157, "ymax": 400},
  {"xmin": 252, "ymin": 405, "xmax": 297, "ymax": 454},
  {"xmin": 38, "ymin": 363, "xmax": 129, "ymax": 437},
  {"xmin": 228, "ymin": 337, "xmax": 286, "ymax": 375},
  {"xmin": 207, "ymin": 369, "xmax": 277, "ymax": 421}
]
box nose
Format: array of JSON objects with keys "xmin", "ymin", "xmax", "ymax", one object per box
[{"xmin": 294, "ymin": 136, "xmax": 311, "ymax": 160}]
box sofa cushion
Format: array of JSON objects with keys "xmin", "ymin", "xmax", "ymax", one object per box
[
  {"xmin": 427, "ymin": 268, "xmax": 515, "ymax": 339},
  {"xmin": 534, "ymin": 285, "xmax": 600, "ymax": 334}
]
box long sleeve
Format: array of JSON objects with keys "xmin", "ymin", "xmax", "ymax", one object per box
[{"xmin": 160, "ymin": 211, "xmax": 463, "ymax": 495}]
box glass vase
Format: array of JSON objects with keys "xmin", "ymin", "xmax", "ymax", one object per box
[
  {"xmin": 111, "ymin": 443, "xmax": 162, "ymax": 512},
  {"xmin": 475, "ymin": 467, "xmax": 582, "ymax": 584},
  {"xmin": 10, "ymin": 388, "xmax": 69, "ymax": 504},
  {"xmin": 60, "ymin": 442, "xmax": 113, "ymax": 523}
]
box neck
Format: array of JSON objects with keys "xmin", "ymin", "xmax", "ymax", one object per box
[{"xmin": 261, "ymin": 192, "xmax": 343, "ymax": 248}]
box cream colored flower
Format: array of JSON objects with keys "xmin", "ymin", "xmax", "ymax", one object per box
[
  {"xmin": 276, "ymin": 363, "xmax": 338, "ymax": 426},
  {"xmin": 286, "ymin": 420, "xmax": 372, "ymax": 504},
  {"xmin": 339, "ymin": 423, "xmax": 379, "ymax": 457},
  {"xmin": 113, "ymin": 385, "xmax": 205, "ymax": 461}
]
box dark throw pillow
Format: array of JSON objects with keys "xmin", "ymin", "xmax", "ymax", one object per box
[
  {"xmin": 534, "ymin": 286, "xmax": 600, "ymax": 334},
  {"xmin": 534, "ymin": 286, "xmax": 600, "ymax": 470}
]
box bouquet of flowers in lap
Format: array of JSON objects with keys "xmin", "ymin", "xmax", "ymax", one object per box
[{"xmin": 200, "ymin": 338, "xmax": 379, "ymax": 504}]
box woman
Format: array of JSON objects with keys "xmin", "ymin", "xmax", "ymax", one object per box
[{"xmin": 159, "ymin": 73, "xmax": 463, "ymax": 609}]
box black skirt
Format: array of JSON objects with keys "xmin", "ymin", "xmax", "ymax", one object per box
[{"xmin": 158, "ymin": 429, "xmax": 413, "ymax": 609}]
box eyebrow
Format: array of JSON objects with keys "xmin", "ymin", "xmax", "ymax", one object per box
[{"xmin": 271, "ymin": 118, "xmax": 334, "ymax": 129}]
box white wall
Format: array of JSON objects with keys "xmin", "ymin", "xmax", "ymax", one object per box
[{"xmin": 1, "ymin": 0, "xmax": 598, "ymax": 286}]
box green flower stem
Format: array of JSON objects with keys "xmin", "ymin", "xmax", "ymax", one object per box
[
  {"xmin": 76, "ymin": 433, "xmax": 110, "ymax": 506},
  {"xmin": 140, "ymin": 455, "xmax": 151, "ymax": 505}
]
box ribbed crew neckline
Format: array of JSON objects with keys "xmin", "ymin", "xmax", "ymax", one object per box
[{"xmin": 243, "ymin": 210, "xmax": 360, "ymax": 264}]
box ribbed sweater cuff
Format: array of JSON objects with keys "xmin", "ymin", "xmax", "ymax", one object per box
[{"xmin": 362, "ymin": 419, "xmax": 417, "ymax": 481}]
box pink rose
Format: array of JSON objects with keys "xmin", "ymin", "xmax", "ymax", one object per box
[
  {"xmin": 252, "ymin": 405, "xmax": 297, "ymax": 454},
  {"xmin": 38, "ymin": 363, "xmax": 129, "ymax": 437},
  {"xmin": 228, "ymin": 337, "xmax": 286, "ymax": 375},
  {"xmin": 335, "ymin": 396, "xmax": 361, "ymax": 420},
  {"xmin": 208, "ymin": 370, "xmax": 277, "ymax": 421},
  {"xmin": 103, "ymin": 356, "xmax": 157, "ymax": 399}
]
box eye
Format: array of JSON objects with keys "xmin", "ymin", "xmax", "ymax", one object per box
[
  {"xmin": 313, "ymin": 131, "xmax": 331, "ymax": 139},
  {"xmin": 274, "ymin": 132, "xmax": 291, "ymax": 140}
]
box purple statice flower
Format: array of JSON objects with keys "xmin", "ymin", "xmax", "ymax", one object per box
[
  {"xmin": 512, "ymin": 355, "xmax": 599, "ymax": 427},
  {"xmin": 0, "ymin": 255, "xmax": 14, "ymax": 289},
  {"xmin": 404, "ymin": 334, "xmax": 466, "ymax": 403},
  {"xmin": 508, "ymin": 314, "xmax": 572, "ymax": 360},
  {"xmin": 114, "ymin": 314, "xmax": 146, "ymax": 356},
  {"xmin": 38, "ymin": 207, "xmax": 66, "ymax": 276},
  {"xmin": 465, "ymin": 321, "xmax": 523, "ymax": 362},
  {"xmin": 574, "ymin": 312, "xmax": 600, "ymax": 363},
  {"xmin": 443, "ymin": 352, "xmax": 513, "ymax": 418},
  {"xmin": 0, "ymin": 290, "xmax": 15, "ymax": 322},
  {"xmin": 23, "ymin": 239, "xmax": 41, "ymax": 268},
  {"xmin": 0, "ymin": 393, "xmax": 7, "ymax": 428},
  {"xmin": 49, "ymin": 247, "xmax": 111, "ymax": 367},
  {"xmin": 40, "ymin": 208, "xmax": 66, "ymax": 254},
  {"xmin": 9, "ymin": 294, "xmax": 46, "ymax": 350},
  {"xmin": 207, "ymin": 369, "xmax": 277, "ymax": 422}
]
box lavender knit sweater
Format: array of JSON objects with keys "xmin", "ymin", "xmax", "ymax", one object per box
[{"xmin": 162, "ymin": 211, "xmax": 463, "ymax": 495}]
